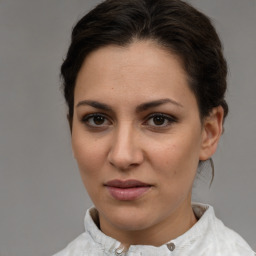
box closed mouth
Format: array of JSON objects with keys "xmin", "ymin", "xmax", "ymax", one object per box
[
  {"xmin": 105, "ymin": 179, "xmax": 151, "ymax": 188},
  {"xmin": 104, "ymin": 179, "xmax": 152, "ymax": 201}
]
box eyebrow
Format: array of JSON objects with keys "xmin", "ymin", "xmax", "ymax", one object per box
[
  {"xmin": 135, "ymin": 98, "xmax": 183, "ymax": 113},
  {"xmin": 76, "ymin": 98, "xmax": 183, "ymax": 112},
  {"xmin": 76, "ymin": 100, "xmax": 112, "ymax": 111}
]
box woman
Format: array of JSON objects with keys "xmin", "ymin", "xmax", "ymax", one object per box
[{"xmin": 54, "ymin": 0, "xmax": 255, "ymax": 255}]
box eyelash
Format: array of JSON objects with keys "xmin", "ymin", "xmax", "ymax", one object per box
[
  {"xmin": 81, "ymin": 112, "xmax": 177, "ymax": 130},
  {"xmin": 81, "ymin": 113, "xmax": 112, "ymax": 129},
  {"xmin": 144, "ymin": 113, "xmax": 177, "ymax": 128}
]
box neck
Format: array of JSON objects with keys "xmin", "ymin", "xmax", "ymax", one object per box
[{"xmin": 99, "ymin": 200, "xmax": 197, "ymax": 247}]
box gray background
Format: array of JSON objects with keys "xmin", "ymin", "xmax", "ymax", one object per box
[{"xmin": 0, "ymin": 0, "xmax": 255, "ymax": 255}]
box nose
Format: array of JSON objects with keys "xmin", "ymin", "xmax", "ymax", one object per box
[{"xmin": 107, "ymin": 124, "xmax": 144, "ymax": 170}]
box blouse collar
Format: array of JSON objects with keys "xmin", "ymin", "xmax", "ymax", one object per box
[{"xmin": 84, "ymin": 203, "xmax": 213, "ymax": 255}]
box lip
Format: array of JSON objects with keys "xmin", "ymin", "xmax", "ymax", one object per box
[{"xmin": 104, "ymin": 179, "xmax": 152, "ymax": 201}]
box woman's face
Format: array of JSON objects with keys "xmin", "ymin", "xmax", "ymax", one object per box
[{"xmin": 72, "ymin": 41, "xmax": 217, "ymax": 244}]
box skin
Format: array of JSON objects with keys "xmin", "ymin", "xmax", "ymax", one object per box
[{"xmin": 71, "ymin": 40, "xmax": 224, "ymax": 247}]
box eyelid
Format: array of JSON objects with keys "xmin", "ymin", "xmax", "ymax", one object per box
[
  {"xmin": 146, "ymin": 112, "xmax": 177, "ymax": 121},
  {"xmin": 81, "ymin": 112, "xmax": 112, "ymax": 128},
  {"xmin": 143, "ymin": 112, "xmax": 177, "ymax": 127},
  {"xmin": 80, "ymin": 112, "xmax": 177, "ymax": 129}
]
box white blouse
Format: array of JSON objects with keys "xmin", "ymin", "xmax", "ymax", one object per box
[{"xmin": 53, "ymin": 203, "xmax": 255, "ymax": 256}]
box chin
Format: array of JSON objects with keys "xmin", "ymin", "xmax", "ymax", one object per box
[
  {"xmin": 113, "ymin": 216, "xmax": 153, "ymax": 232},
  {"xmin": 100, "ymin": 203, "xmax": 155, "ymax": 231}
]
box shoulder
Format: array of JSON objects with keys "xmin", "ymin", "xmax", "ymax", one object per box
[
  {"xmin": 212, "ymin": 216, "xmax": 255, "ymax": 255},
  {"xmin": 52, "ymin": 207, "xmax": 118, "ymax": 256},
  {"xmin": 192, "ymin": 203, "xmax": 255, "ymax": 256},
  {"xmin": 52, "ymin": 232, "xmax": 96, "ymax": 256},
  {"xmin": 52, "ymin": 208, "xmax": 100, "ymax": 256}
]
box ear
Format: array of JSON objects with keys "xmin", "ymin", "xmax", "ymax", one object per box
[{"xmin": 199, "ymin": 106, "xmax": 224, "ymax": 161}]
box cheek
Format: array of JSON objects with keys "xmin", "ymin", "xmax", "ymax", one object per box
[
  {"xmin": 152, "ymin": 144, "xmax": 178, "ymax": 168},
  {"xmin": 151, "ymin": 141, "xmax": 199, "ymax": 205},
  {"xmin": 150, "ymin": 135, "xmax": 201, "ymax": 180},
  {"xmin": 72, "ymin": 136, "xmax": 108, "ymax": 203},
  {"xmin": 72, "ymin": 135, "xmax": 106, "ymax": 181}
]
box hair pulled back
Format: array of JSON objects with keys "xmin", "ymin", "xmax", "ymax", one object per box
[{"xmin": 61, "ymin": 0, "xmax": 228, "ymax": 122}]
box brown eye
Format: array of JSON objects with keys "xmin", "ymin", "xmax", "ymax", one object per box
[
  {"xmin": 153, "ymin": 116, "xmax": 165, "ymax": 126},
  {"xmin": 82, "ymin": 113, "xmax": 111, "ymax": 128},
  {"xmin": 93, "ymin": 115, "xmax": 105, "ymax": 125},
  {"xmin": 144, "ymin": 113, "xmax": 177, "ymax": 128}
]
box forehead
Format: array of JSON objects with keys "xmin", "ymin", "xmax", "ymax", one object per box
[{"xmin": 74, "ymin": 40, "xmax": 197, "ymax": 110}]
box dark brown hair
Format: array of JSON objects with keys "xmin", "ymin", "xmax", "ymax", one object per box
[{"xmin": 61, "ymin": 0, "xmax": 228, "ymax": 123}]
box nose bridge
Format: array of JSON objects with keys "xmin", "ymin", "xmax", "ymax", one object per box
[{"xmin": 108, "ymin": 121, "xmax": 142, "ymax": 169}]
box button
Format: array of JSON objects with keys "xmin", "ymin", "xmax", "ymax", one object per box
[
  {"xmin": 115, "ymin": 245, "xmax": 125, "ymax": 255},
  {"xmin": 167, "ymin": 242, "xmax": 175, "ymax": 251}
]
